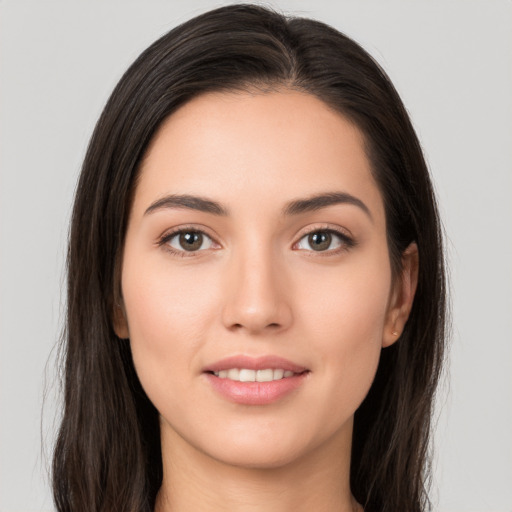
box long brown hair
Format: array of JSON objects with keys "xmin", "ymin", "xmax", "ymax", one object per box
[{"xmin": 53, "ymin": 5, "xmax": 447, "ymax": 511}]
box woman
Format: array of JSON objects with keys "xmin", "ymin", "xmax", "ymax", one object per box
[{"xmin": 52, "ymin": 4, "xmax": 447, "ymax": 511}]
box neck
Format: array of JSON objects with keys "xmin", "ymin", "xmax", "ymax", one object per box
[{"xmin": 155, "ymin": 418, "xmax": 361, "ymax": 512}]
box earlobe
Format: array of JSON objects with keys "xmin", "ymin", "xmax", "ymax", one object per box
[
  {"xmin": 113, "ymin": 302, "xmax": 130, "ymax": 339},
  {"xmin": 382, "ymin": 242, "xmax": 419, "ymax": 347}
]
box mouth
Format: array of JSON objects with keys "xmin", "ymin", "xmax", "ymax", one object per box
[
  {"xmin": 209, "ymin": 368, "xmax": 302, "ymax": 382},
  {"xmin": 203, "ymin": 355, "xmax": 309, "ymax": 405}
]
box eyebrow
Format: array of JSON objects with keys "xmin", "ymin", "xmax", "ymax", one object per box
[
  {"xmin": 283, "ymin": 192, "xmax": 372, "ymax": 220},
  {"xmin": 144, "ymin": 191, "xmax": 371, "ymax": 220},
  {"xmin": 144, "ymin": 194, "xmax": 228, "ymax": 216}
]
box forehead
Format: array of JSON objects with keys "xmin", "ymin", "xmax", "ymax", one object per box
[{"xmin": 135, "ymin": 89, "xmax": 385, "ymax": 223}]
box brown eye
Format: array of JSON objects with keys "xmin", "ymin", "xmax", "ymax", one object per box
[
  {"xmin": 165, "ymin": 230, "xmax": 215, "ymax": 253},
  {"xmin": 308, "ymin": 231, "xmax": 332, "ymax": 251},
  {"xmin": 179, "ymin": 232, "xmax": 203, "ymax": 251},
  {"xmin": 295, "ymin": 229, "xmax": 353, "ymax": 253}
]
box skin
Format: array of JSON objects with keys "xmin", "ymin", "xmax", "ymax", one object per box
[{"xmin": 114, "ymin": 90, "xmax": 418, "ymax": 512}]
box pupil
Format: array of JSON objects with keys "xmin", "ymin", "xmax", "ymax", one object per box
[
  {"xmin": 309, "ymin": 231, "xmax": 331, "ymax": 251},
  {"xmin": 179, "ymin": 232, "xmax": 202, "ymax": 251}
]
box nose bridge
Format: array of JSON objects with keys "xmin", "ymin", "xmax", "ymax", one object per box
[{"xmin": 222, "ymin": 235, "xmax": 291, "ymax": 333}]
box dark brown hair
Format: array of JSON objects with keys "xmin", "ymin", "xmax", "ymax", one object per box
[{"xmin": 53, "ymin": 4, "xmax": 447, "ymax": 511}]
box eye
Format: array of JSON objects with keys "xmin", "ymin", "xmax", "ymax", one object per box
[
  {"xmin": 163, "ymin": 229, "xmax": 216, "ymax": 253},
  {"xmin": 295, "ymin": 229, "xmax": 353, "ymax": 253}
]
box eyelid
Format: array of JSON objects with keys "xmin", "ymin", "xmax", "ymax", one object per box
[
  {"xmin": 292, "ymin": 224, "xmax": 356, "ymax": 253},
  {"xmin": 156, "ymin": 223, "xmax": 355, "ymax": 257},
  {"xmin": 293, "ymin": 223, "xmax": 354, "ymax": 242},
  {"xmin": 157, "ymin": 224, "xmax": 222, "ymax": 256}
]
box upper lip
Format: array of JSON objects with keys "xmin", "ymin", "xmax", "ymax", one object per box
[{"xmin": 203, "ymin": 355, "xmax": 307, "ymax": 374}]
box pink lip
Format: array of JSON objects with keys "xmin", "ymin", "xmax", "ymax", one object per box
[
  {"xmin": 203, "ymin": 355, "xmax": 307, "ymax": 373},
  {"xmin": 203, "ymin": 355, "xmax": 309, "ymax": 406}
]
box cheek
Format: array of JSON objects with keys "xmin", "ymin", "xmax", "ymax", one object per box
[
  {"xmin": 299, "ymin": 255, "xmax": 391, "ymax": 345},
  {"xmin": 296, "ymin": 256, "xmax": 391, "ymax": 403},
  {"xmin": 120, "ymin": 252, "xmax": 219, "ymax": 394}
]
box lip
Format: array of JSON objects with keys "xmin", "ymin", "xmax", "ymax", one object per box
[
  {"xmin": 203, "ymin": 355, "xmax": 309, "ymax": 405},
  {"xmin": 203, "ymin": 355, "xmax": 307, "ymax": 373}
]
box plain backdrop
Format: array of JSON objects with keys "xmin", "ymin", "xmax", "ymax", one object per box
[{"xmin": 0, "ymin": 1, "xmax": 511, "ymax": 511}]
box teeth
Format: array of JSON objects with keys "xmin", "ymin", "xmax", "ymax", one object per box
[
  {"xmin": 213, "ymin": 368, "xmax": 297, "ymax": 382},
  {"xmin": 239, "ymin": 369, "xmax": 256, "ymax": 382},
  {"xmin": 227, "ymin": 368, "xmax": 240, "ymax": 380},
  {"xmin": 273, "ymin": 369, "xmax": 284, "ymax": 380},
  {"xmin": 256, "ymin": 369, "xmax": 273, "ymax": 382}
]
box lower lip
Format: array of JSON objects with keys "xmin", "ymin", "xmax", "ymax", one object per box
[{"xmin": 205, "ymin": 372, "xmax": 308, "ymax": 405}]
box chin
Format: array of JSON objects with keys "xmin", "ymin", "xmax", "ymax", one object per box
[
  {"xmin": 206, "ymin": 442, "xmax": 308, "ymax": 470},
  {"xmin": 190, "ymin": 418, "xmax": 347, "ymax": 471}
]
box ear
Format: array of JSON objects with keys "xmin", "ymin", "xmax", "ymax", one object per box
[
  {"xmin": 382, "ymin": 242, "xmax": 419, "ymax": 348},
  {"xmin": 113, "ymin": 300, "xmax": 130, "ymax": 339}
]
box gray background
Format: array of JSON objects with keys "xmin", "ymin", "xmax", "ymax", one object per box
[{"xmin": 1, "ymin": 1, "xmax": 511, "ymax": 510}]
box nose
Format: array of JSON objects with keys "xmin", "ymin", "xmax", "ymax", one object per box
[{"xmin": 221, "ymin": 246, "xmax": 293, "ymax": 335}]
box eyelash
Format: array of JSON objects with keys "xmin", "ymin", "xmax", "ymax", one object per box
[
  {"xmin": 157, "ymin": 225, "xmax": 356, "ymax": 258},
  {"xmin": 158, "ymin": 225, "xmax": 218, "ymax": 258},
  {"xmin": 293, "ymin": 226, "xmax": 356, "ymax": 256}
]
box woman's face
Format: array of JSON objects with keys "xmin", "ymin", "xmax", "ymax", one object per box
[{"xmin": 116, "ymin": 90, "xmax": 413, "ymax": 469}]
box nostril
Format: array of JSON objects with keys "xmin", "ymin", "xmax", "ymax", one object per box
[{"xmin": 229, "ymin": 321, "xmax": 281, "ymax": 332}]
